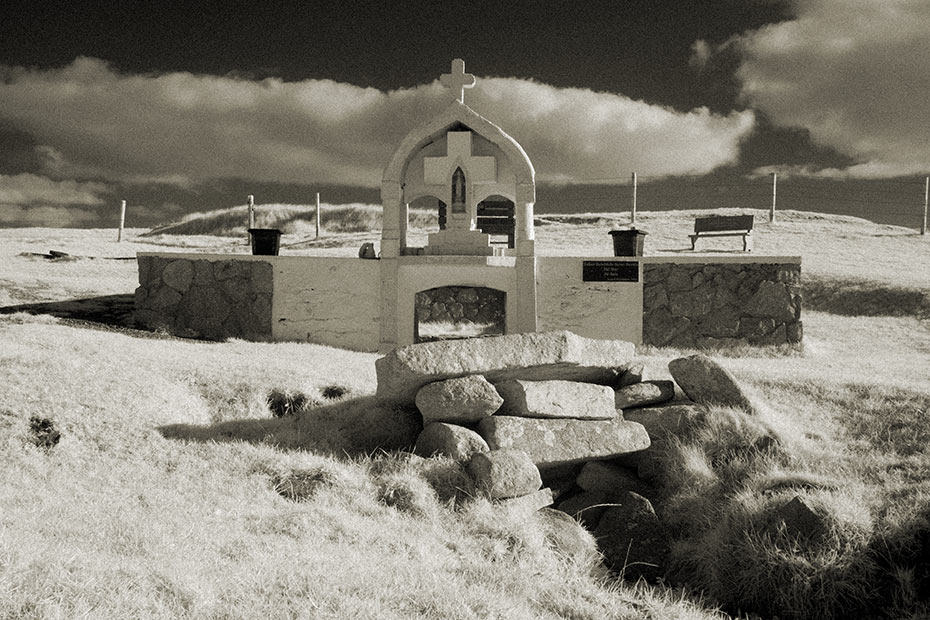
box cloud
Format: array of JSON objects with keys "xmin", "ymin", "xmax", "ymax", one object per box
[
  {"xmin": 469, "ymin": 80, "xmax": 753, "ymax": 182},
  {"xmin": 0, "ymin": 172, "xmax": 109, "ymax": 205},
  {"xmin": 0, "ymin": 57, "xmax": 754, "ymax": 188},
  {"xmin": 732, "ymin": 0, "xmax": 930, "ymax": 178},
  {"xmin": 689, "ymin": 40, "xmax": 713, "ymax": 70}
]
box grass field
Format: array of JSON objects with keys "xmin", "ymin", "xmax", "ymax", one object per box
[{"xmin": 1, "ymin": 205, "xmax": 929, "ymax": 619}]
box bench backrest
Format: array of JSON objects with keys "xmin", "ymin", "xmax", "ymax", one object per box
[
  {"xmin": 694, "ymin": 214, "xmax": 754, "ymax": 233},
  {"xmin": 477, "ymin": 201, "xmax": 515, "ymax": 247}
]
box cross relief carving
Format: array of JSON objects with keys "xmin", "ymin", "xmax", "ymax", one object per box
[{"xmin": 423, "ymin": 132, "xmax": 497, "ymax": 188}]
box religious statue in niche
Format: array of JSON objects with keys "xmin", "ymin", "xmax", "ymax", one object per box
[{"xmin": 451, "ymin": 167, "xmax": 466, "ymax": 214}]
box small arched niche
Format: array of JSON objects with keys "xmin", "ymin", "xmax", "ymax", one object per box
[{"xmin": 414, "ymin": 286, "xmax": 506, "ymax": 343}]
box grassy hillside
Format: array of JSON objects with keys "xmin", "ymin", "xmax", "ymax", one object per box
[
  {"xmin": 1, "ymin": 206, "xmax": 929, "ymax": 619},
  {"xmin": 142, "ymin": 202, "xmax": 440, "ymax": 238}
]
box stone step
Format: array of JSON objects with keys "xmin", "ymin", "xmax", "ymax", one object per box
[
  {"xmin": 478, "ymin": 415, "xmax": 650, "ymax": 472},
  {"xmin": 495, "ymin": 379, "xmax": 617, "ymax": 420},
  {"xmin": 375, "ymin": 331, "xmax": 634, "ymax": 405}
]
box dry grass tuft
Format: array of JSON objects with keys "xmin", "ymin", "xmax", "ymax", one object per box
[
  {"xmin": 271, "ymin": 467, "xmax": 341, "ymax": 501},
  {"xmin": 641, "ymin": 396, "xmax": 886, "ymax": 618},
  {"xmin": 266, "ymin": 387, "xmax": 313, "ymax": 418},
  {"xmin": 320, "ymin": 384, "xmax": 349, "ymax": 399},
  {"xmin": 673, "ymin": 488, "xmax": 878, "ymax": 620},
  {"xmin": 28, "ymin": 415, "xmax": 61, "ymax": 450}
]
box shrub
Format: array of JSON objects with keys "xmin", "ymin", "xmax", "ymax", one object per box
[
  {"xmin": 320, "ymin": 385, "xmax": 348, "ymax": 400},
  {"xmin": 267, "ymin": 388, "xmax": 311, "ymax": 418},
  {"xmin": 29, "ymin": 416, "xmax": 60, "ymax": 450}
]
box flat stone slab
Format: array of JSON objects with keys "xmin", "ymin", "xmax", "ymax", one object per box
[
  {"xmin": 415, "ymin": 375, "xmax": 503, "ymax": 425},
  {"xmin": 614, "ymin": 380, "xmax": 676, "ymax": 410},
  {"xmin": 623, "ymin": 404, "xmax": 706, "ymax": 441},
  {"xmin": 668, "ymin": 354, "xmax": 756, "ymax": 413},
  {"xmin": 414, "ymin": 422, "xmax": 489, "ymax": 460},
  {"xmin": 467, "ymin": 448, "xmax": 542, "ymax": 500},
  {"xmin": 375, "ymin": 331, "xmax": 634, "ymax": 405},
  {"xmin": 477, "ymin": 416, "xmax": 650, "ymax": 470},
  {"xmin": 496, "ymin": 487, "xmax": 554, "ymax": 512},
  {"xmin": 495, "ymin": 379, "xmax": 617, "ymax": 420}
]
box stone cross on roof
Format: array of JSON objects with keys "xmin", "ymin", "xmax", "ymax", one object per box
[{"xmin": 440, "ymin": 59, "xmax": 476, "ymax": 104}]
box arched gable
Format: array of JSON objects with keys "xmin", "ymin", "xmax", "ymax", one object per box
[{"xmin": 382, "ymin": 101, "xmax": 535, "ymax": 187}]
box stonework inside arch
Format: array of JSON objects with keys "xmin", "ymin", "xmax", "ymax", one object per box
[{"xmin": 415, "ymin": 286, "xmax": 506, "ymax": 343}]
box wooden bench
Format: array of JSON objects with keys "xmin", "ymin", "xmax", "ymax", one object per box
[
  {"xmin": 439, "ymin": 200, "xmax": 515, "ymax": 248},
  {"xmin": 438, "ymin": 201, "xmax": 516, "ymax": 248},
  {"xmin": 689, "ymin": 215, "xmax": 754, "ymax": 251},
  {"xmin": 476, "ymin": 202, "xmax": 515, "ymax": 248}
]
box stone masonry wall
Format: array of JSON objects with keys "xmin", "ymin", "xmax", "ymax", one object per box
[
  {"xmin": 642, "ymin": 262, "xmax": 802, "ymax": 348},
  {"xmin": 415, "ymin": 286, "xmax": 506, "ymax": 326},
  {"xmin": 135, "ymin": 256, "xmax": 273, "ymax": 340},
  {"xmin": 414, "ymin": 286, "xmax": 506, "ymax": 341}
]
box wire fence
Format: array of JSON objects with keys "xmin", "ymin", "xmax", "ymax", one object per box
[{"xmin": 536, "ymin": 173, "xmax": 929, "ymax": 233}]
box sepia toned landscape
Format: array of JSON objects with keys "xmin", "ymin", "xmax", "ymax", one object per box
[
  {"xmin": 2, "ymin": 206, "xmax": 929, "ymax": 619},
  {"xmin": 3, "ymin": 3, "xmax": 930, "ymax": 617}
]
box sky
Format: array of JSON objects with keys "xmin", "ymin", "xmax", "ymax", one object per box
[{"xmin": 1, "ymin": 0, "xmax": 928, "ymax": 228}]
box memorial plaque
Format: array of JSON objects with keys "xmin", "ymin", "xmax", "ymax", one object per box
[{"xmin": 582, "ymin": 261, "xmax": 639, "ymax": 282}]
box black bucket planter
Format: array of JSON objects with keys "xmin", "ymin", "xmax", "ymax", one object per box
[
  {"xmin": 609, "ymin": 229, "xmax": 647, "ymax": 257},
  {"xmin": 248, "ymin": 228, "xmax": 282, "ymax": 256}
]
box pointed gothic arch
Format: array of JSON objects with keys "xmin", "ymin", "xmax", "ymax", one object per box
[{"xmin": 380, "ymin": 102, "xmax": 536, "ymax": 259}]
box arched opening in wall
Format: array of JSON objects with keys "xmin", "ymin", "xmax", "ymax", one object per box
[
  {"xmin": 407, "ymin": 195, "xmax": 445, "ymax": 247},
  {"xmin": 414, "ymin": 286, "xmax": 506, "ymax": 343},
  {"xmin": 477, "ymin": 195, "xmax": 515, "ymax": 248}
]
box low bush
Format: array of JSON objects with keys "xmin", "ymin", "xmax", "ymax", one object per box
[
  {"xmin": 266, "ymin": 388, "xmax": 311, "ymax": 417},
  {"xmin": 29, "ymin": 415, "xmax": 60, "ymax": 450}
]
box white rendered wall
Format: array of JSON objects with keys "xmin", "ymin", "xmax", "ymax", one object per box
[
  {"xmin": 272, "ymin": 257, "xmax": 381, "ymax": 351},
  {"xmin": 536, "ymin": 257, "xmax": 644, "ymax": 344}
]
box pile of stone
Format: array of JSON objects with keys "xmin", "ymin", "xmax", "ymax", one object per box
[
  {"xmin": 376, "ymin": 331, "xmax": 648, "ymax": 504},
  {"xmin": 375, "ymin": 330, "xmax": 763, "ymax": 581}
]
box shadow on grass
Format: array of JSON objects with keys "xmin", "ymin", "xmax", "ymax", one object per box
[
  {"xmin": 0, "ymin": 294, "xmax": 198, "ymax": 340},
  {"xmin": 0, "ymin": 294, "xmax": 135, "ymax": 327},
  {"xmin": 157, "ymin": 396, "xmax": 422, "ymax": 456},
  {"xmin": 804, "ymin": 276, "xmax": 930, "ymax": 319},
  {"xmin": 867, "ymin": 503, "xmax": 930, "ymax": 617}
]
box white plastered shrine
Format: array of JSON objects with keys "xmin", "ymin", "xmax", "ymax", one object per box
[{"xmin": 378, "ymin": 59, "xmax": 539, "ymax": 351}]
